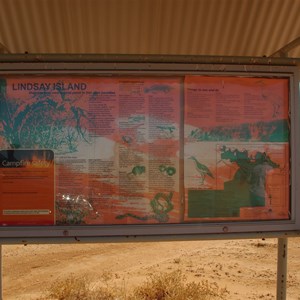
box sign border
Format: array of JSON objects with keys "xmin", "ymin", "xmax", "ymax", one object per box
[{"xmin": 0, "ymin": 58, "xmax": 299, "ymax": 240}]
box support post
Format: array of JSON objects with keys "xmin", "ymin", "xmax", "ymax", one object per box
[
  {"xmin": 0, "ymin": 244, "xmax": 2, "ymax": 300},
  {"xmin": 277, "ymin": 237, "xmax": 288, "ymax": 300}
]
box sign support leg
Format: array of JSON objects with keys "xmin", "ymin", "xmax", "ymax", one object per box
[
  {"xmin": 0, "ymin": 244, "xmax": 2, "ymax": 300},
  {"xmin": 276, "ymin": 237, "xmax": 288, "ymax": 300}
]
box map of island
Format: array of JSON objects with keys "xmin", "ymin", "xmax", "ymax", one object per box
[{"xmin": 187, "ymin": 144, "xmax": 289, "ymax": 220}]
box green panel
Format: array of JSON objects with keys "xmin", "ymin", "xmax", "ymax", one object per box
[{"xmin": 188, "ymin": 178, "xmax": 266, "ymax": 218}]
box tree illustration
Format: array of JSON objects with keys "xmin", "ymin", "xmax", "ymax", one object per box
[{"xmin": 0, "ymin": 84, "xmax": 92, "ymax": 153}]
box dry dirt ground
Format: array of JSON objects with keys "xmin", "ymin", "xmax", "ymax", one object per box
[{"xmin": 2, "ymin": 237, "xmax": 300, "ymax": 299}]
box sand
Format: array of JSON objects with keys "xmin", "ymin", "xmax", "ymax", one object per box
[{"xmin": 2, "ymin": 237, "xmax": 300, "ymax": 299}]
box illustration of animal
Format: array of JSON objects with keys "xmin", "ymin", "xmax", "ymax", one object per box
[{"xmin": 189, "ymin": 156, "xmax": 214, "ymax": 184}]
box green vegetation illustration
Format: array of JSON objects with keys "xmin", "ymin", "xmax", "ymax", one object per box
[
  {"xmin": 116, "ymin": 192, "xmax": 174, "ymax": 223},
  {"xmin": 159, "ymin": 164, "xmax": 176, "ymax": 176},
  {"xmin": 128, "ymin": 115, "xmax": 145, "ymax": 124},
  {"xmin": 188, "ymin": 120, "xmax": 289, "ymax": 142},
  {"xmin": 0, "ymin": 80, "xmax": 91, "ymax": 153},
  {"xmin": 188, "ymin": 146, "xmax": 282, "ymax": 218},
  {"xmin": 156, "ymin": 125, "xmax": 176, "ymax": 138},
  {"xmin": 127, "ymin": 165, "xmax": 146, "ymax": 178}
]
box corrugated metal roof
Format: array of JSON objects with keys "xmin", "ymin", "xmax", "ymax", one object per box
[{"xmin": 0, "ymin": 0, "xmax": 299, "ymax": 57}]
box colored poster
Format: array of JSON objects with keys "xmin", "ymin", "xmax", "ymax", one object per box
[
  {"xmin": 184, "ymin": 76, "xmax": 290, "ymax": 221},
  {"xmin": 0, "ymin": 76, "xmax": 181, "ymax": 225},
  {"xmin": 0, "ymin": 150, "xmax": 55, "ymax": 225},
  {"xmin": 0, "ymin": 74, "xmax": 291, "ymax": 227}
]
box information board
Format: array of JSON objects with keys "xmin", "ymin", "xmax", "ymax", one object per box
[
  {"xmin": 0, "ymin": 62, "xmax": 298, "ymax": 238},
  {"xmin": 184, "ymin": 76, "xmax": 290, "ymax": 222}
]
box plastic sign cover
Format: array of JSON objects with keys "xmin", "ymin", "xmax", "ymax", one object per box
[{"xmin": 0, "ymin": 75, "xmax": 290, "ymax": 226}]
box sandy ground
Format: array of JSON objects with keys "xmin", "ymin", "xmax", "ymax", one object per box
[{"xmin": 2, "ymin": 237, "xmax": 300, "ymax": 299}]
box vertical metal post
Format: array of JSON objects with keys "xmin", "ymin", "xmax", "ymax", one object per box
[
  {"xmin": 277, "ymin": 237, "xmax": 288, "ymax": 300},
  {"xmin": 0, "ymin": 244, "xmax": 2, "ymax": 300}
]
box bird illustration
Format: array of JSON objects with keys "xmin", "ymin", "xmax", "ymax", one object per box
[{"xmin": 188, "ymin": 156, "xmax": 214, "ymax": 184}]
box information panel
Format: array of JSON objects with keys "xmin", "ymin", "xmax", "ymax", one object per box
[
  {"xmin": 0, "ymin": 149, "xmax": 54, "ymax": 225},
  {"xmin": 0, "ymin": 76, "xmax": 182, "ymax": 225},
  {"xmin": 0, "ymin": 73, "xmax": 293, "ymax": 229},
  {"xmin": 184, "ymin": 76, "xmax": 289, "ymax": 222}
]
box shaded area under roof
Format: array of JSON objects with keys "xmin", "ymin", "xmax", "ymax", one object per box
[{"xmin": 0, "ymin": 0, "xmax": 299, "ymax": 57}]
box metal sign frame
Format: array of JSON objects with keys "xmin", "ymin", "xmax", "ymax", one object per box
[{"xmin": 0, "ymin": 55, "xmax": 299, "ymax": 242}]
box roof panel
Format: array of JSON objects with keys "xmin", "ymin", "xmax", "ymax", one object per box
[{"xmin": 0, "ymin": 0, "xmax": 299, "ymax": 57}]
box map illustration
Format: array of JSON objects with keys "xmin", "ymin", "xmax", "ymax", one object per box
[{"xmin": 187, "ymin": 144, "xmax": 289, "ymax": 219}]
